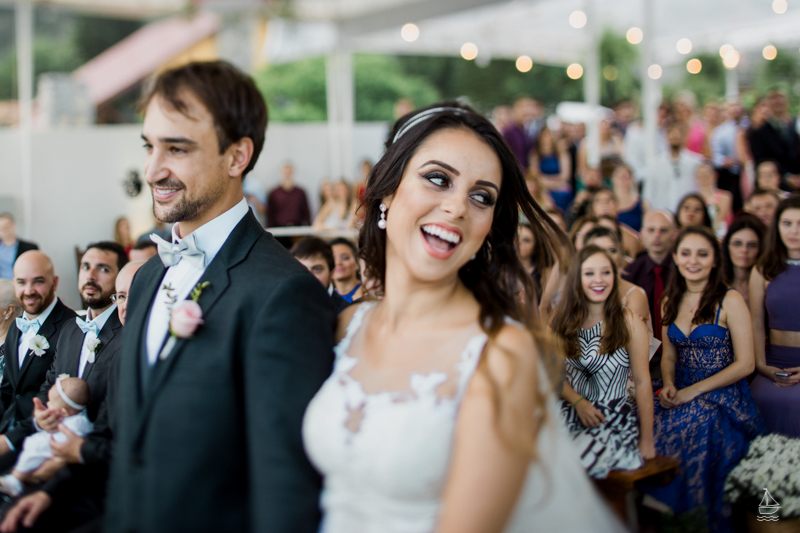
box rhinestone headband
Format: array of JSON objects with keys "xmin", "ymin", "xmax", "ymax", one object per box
[{"xmin": 392, "ymin": 107, "xmax": 466, "ymax": 144}]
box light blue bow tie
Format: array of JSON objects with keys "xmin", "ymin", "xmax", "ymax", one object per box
[
  {"xmin": 15, "ymin": 316, "xmax": 39, "ymax": 334},
  {"xmin": 150, "ymin": 233, "xmax": 206, "ymax": 270},
  {"xmin": 75, "ymin": 316, "xmax": 99, "ymax": 337}
]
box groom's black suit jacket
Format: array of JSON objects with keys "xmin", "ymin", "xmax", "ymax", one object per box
[
  {"xmin": 4, "ymin": 310, "xmax": 124, "ymax": 448},
  {"xmin": 0, "ymin": 299, "xmax": 76, "ymax": 440},
  {"xmin": 105, "ymin": 211, "xmax": 337, "ymax": 533}
]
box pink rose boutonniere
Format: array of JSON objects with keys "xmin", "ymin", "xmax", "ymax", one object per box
[{"xmin": 159, "ymin": 281, "xmax": 210, "ymax": 360}]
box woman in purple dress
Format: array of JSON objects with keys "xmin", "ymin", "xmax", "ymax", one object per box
[{"xmin": 749, "ymin": 195, "xmax": 800, "ymax": 437}]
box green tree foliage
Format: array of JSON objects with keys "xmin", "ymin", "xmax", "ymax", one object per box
[
  {"xmin": 755, "ymin": 47, "xmax": 799, "ymax": 96},
  {"xmin": 72, "ymin": 16, "xmax": 142, "ymax": 62},
  {"xmin": 599, "ymin": 29, "xmax": 639, "ymax": 106},
  {"xmin": 254, "ymin": 54, "xmax": 440, "ymax": 122},
  {"xmin": 665, "ymin": 53, "xmax": 726, "ymax": 106},
  {"xmin": 0, "ymin": 37, "xmax": 83, "ymax": 99},
  {"xmin": 396, "ymin": 55, "xmax": 582, "ymax": 112},
  {"xmin": 354, "ymin": 54, "xmax": 439, "ymax": 121},
  {"xmin": 254, "ymin": 56, "xmax": 328, "ymax": 121}
]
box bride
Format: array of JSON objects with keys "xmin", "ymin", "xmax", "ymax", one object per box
[{"xmin": 302, "ymin": 103, "xmax": 622, "ymax": 532}]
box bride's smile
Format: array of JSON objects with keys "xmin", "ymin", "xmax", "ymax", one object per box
[{"xmin": 382, "ymin": 127, "xmax": 501, "ymax": 283}]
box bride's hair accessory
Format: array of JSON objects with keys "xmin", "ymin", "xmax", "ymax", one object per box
[{"xmin": 392, "ymin": 107, "xmax": 466, "ymax": 144}]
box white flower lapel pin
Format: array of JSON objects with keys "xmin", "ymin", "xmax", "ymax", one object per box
[
  {"xmin": 29, "ymin": 335, "xmax": 49, "ymax": 357},
  {"xmin": 86, "ymin": 338, "xmax": 102, "ymax": 363}
]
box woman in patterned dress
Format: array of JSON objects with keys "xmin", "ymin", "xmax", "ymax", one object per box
[
  {"xmin": 551, "ymin": 245, "xmax": 654, "ymax": 478},
  {"xmin": 648, "ymin": 225, "xmax": 764, "ymax": 532}
]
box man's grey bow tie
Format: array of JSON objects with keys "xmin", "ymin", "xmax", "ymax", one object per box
[{"xmin": 150, "ymin": 234, "xmax": 206, "ymax": 270}]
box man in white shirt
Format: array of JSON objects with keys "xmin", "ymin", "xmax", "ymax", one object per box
[
  {"xmin": 0, "ymin": 252, "xmax": 76, "ymax": 458},
  {"xmin": 643, "ymin": 121, "xmax": 702, "ymax": 213},
  {"xmin": 105, "ymin": 61, "xmax": 336, "ymax": 533}
]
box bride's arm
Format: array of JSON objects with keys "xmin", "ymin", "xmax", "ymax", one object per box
[{"xmin": 436, "ymin": 323, "xmax": 539, "ymax": 533}]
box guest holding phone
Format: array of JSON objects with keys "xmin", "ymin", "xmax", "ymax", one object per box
[{"xmin": 749, "ymin": 195, "xmax": 800, "ymax": 437}]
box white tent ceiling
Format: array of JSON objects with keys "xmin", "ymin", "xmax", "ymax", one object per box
[{"xmin": 270, "ymin": 0, "xmax": 800, "ymax": 67}]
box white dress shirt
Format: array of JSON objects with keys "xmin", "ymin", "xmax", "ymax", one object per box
[
  {"xmin": 710, "ymin": 120, "xmax": 740, "ymax": 173},
  {"xmin": 17, "ymin": 297, "xmax": 58, "ymax": 369},
  {"xmin": 643, "ymin": 149, "xmax": 702, "ymax": 212},
  {"xmin": 77, "ymin": 304, "xmax": 117, "ymax": 378},
  {"xmin": 145, "ymin": 198, "xmax": 249, "ymax": 366}
]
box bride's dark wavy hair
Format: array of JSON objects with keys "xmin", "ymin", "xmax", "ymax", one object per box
[{"xmin": 359, "ymin": 101, "xmax": 572, "ymax": 455}]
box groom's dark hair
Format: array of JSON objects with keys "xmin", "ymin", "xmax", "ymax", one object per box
[{"xmin": 138, "ymin": 60, "xmax": 268, "ymax": 178}]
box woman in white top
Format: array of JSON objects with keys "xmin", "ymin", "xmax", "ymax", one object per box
[
  {"xmin": 314, "ymin": 179, "xmax": 353, "ymax": 230},
  {"xmin": 302, "ymin": 103, "xmax": 620, "ymax": 533}
]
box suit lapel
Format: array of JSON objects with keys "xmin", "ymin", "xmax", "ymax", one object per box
[
  {"xmin": 126, "ymin": 259, "xmax": 167, "ymax": 407},
  {"xmin": 4, "ymin": 324, "xmax": 21, "ymax": 387},
  {"xmin": 82, "ymin": 311, "xmax": 122, "ymax": 380},
  {"xmin": 134, "ymin": 213, "xmax": 262, "ymax": 442}
]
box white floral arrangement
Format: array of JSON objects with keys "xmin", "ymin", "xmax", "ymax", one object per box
[
  {"xmin": 724, "ymin": 434, "xmax": 800, "ymax": 518},
  {"xmin": 86, "ymin": 337, "xmax": 101, "ymax": 363}
]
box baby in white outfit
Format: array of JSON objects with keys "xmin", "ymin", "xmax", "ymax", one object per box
[{"xmin": 0, "ymin": 376, "xmax": 93, "ymax": 496}]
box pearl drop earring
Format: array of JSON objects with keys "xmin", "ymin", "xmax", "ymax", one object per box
[{"xmin": 378, "ymin": 204, "xmax": 387, "ymax": 230}]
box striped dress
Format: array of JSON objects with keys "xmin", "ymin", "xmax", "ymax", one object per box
[{"xmin": 559, "ymin": 321, "xmax": 643, "ymax": 478}]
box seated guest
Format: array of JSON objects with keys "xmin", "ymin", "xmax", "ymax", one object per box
[
  {"xmin": 611, "ymin": 164, "xmax": 648, "ymax": 232},
  {"xmin": 0, "ymin": 377, "xmax": 92, "ymax": 497},
  {"xmin": 10, "ymin": 242, "xmax": 126, "ymax": 456},
  {"xmin": 266, "ymin": 162, "xmax": 311, "ymax": 228},
  {"xmin": 721, "ymin": 214, "xmax": 766, "ymax": 309},
  {"xmin": 113, "ymin": 217, "xmax": 134, "ymax": 256},
  {"xmin": 515, "ymin": 221, "xmax": 558, "ymax": 306},
  {"xmin": 755, "ymin": 160, "xmax": 790, "ymax": 199},
  {"xmin": 675, "ymin": 193, "xmax": 712, "ymax": 229},
  {"xmin": 0, "ymin": 214, "xmax": 37, "ymax": 281},
  {"xmin": 749, "ymin": 196, "xmax": 800, "ymax": 437},
  {"xmin": 312, "ymin": 180, "xmax": 353, "ymax": 230},
  {"xmin": 622, "ymin": 209, "xmax": 678, "ymax": 378},
  {"xmin": 0, "ymin": 260, "xmax": 144, "ymax": 533},
  {"xmin": 648, "ymin": 226, "xmax": 764, "ymax": 531},
  {"xmin": 584, "ymin": 227, "xmax": 650, "ymax": 326},
  {"xmin": 551, "ymin": 245, "xmax": 654, "ymax": 478},
  {"xmin": 544, "ymin": 207, "xmax": 567, "ymax": 232},
  {"xmin": 568, "ymin": 215, "xmax": 599, "ymax": 252},
  {"xmin": 0, "ymin": 280, "xmax": 21, "ymax": 383},
  {"xmin": 744, "ymin": 188, "xmax": 781, "ymax": 228},
  {"xmin": 330, "ymin": 238, "xmax": 364, "ymax": 304},
  {"xmin": 695, "ymin": 162, "xmax": 733, "ymax": 237},
  {"xmin": 290, "ymin": 237, "xmax": 349, "ymax": 313},
  {"xmin": 128, "ymin": 240, "xmax": 157, "ymax": 263},
  {"xmin": 0, "ymin": 252, "xmax": 76, "ymax": 458},
  {"xmin": 596, "ymin": 213, "xmax": 643, "ymax": 259},
  {"xmin": 112, "ymin": 261, "xmax": 145, "ymax": 326}
]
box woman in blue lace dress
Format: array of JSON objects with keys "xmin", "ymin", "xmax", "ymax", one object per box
[{"xmin": 648, "ymin": 226, "xmax": 765, "ymax": 532}]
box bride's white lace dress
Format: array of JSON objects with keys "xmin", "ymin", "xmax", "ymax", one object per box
[{"xmin": 303, "ymin": 303, "xmax": 622, "ymax": 533}]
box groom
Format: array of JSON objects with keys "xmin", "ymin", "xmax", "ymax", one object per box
[{"xmin": 105, "ymin": 61, "xmax": 336, "ymax": 533}]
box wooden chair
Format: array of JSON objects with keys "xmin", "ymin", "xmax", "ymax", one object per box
[{"xmin": 594, "ymin": 456, "xmax": 680, "ymax": 529}]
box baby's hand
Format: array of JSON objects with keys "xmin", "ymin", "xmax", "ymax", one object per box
[{"xmin": 32, "ymin": 399, "xmax": 61, "ymax": 433}]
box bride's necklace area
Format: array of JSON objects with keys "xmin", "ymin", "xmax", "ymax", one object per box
[{"xmin": 787, "ymin": 259, "xmax": 800, "ymax": 266}]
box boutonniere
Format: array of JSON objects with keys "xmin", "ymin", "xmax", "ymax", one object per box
[
  {"xmin": 86, "ymin": 337, "xmax": 102, "ymax": 363},
  {"xmin": 160, "ymin": 281, "xmax": 210, "ymax": 360},
  {"xmin": 29, "ymin": 335, "xmax": 49, "ymax": 356}
]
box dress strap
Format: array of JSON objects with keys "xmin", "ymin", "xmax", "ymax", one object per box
[
  {"xmin": 715, "ymin": 288, "xmax": 734, "ymax": 325},
  {"xmin": 335, "ymin": 301, "xmax": 377, "ymax": 361}
]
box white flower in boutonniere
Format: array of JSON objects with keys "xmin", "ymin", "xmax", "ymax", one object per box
[
  {"xmin": 86, "ymin": 337, "xmax": 102, "ymax": 364},
  {"xmin": 159, "ymin": 281, "xmax": 210, "ymax": 361},
  {"xmin": 29, "ymin": 335, "xmax": 49, "ymax": 356}
]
